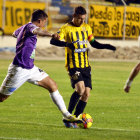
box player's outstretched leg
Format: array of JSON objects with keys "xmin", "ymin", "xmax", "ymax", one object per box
[{"xmin": 38, "ymin": 76, "xmax": 82, "ymax": 126}]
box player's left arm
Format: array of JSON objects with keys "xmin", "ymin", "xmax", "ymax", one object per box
[
  {"xmin": 87, "ymin": 25, "xmax": 116, "ymax": 51},
  {"xmin": 88, "ymin": 34, "xmax": 116, "ymax": 51}
]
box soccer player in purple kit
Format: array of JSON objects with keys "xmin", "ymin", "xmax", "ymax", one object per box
[{"xmin": 0, "ymin": 9, "xmax": 80, "ymax": 122}]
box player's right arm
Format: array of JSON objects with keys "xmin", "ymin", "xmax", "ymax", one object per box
[
  {"xmin": 33, "ymin": 27, "xmax": 74, "ymax": 48},
  {"xmin": 124, "ymin": 62, "xmax": 140, "ymax": 93},
  {"xmin": 33, "ymin": 28, "xmax": 53, "ymax": 37},
  {"xmin": 50, "ymin": 38, "xmax": 75, "ymax": 50},
  {"xmin": 50, "ymin": 25, "xmax": 75, "ymax": 50}
]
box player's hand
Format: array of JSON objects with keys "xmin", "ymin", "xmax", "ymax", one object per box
[
  {"xmin": 106, "ymin": 44, "xmax": 116, "ymax": 51},
  {"xmin": 124, "ymin": 85, "xmax": 130, "ymax": 93},
  {"xmin": 52, "ymin": 33, "xmax": 60, "ymax": 40},
  {"xmin": 66, "ymin": 43, "xmax": 75, "ymax": 50}
]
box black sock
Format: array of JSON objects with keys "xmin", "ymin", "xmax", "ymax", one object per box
[
  {"xmin": 68, "ymin": 91, "xmax": 80, "ymax": 114},
  {"xmin": 74, "ymin": 100, "xmax": 87, "ymax": 117}
]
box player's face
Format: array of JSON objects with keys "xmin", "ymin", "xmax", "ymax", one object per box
[
  {"xmin": 39, "ymin": 18, "xmax": 47, "ymax": 27},
  {"xmin": 73, "ymin": 14, "xmax": 86, "ymax": 27}
]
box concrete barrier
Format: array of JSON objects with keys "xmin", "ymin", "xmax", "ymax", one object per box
[{"xmin": 0, "ymin": 36, "xmax": 139, "ymax": 48}]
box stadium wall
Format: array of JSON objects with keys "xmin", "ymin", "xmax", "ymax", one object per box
[
  {"xmin": 0, "ymin": 0, "xmax": 140, "ymax": 60},
  {"xmin": 0, "ymin": 0, "xmax": 140, "ymax": 39},
  {"xmin": 0, "ymin": 36, "xmax": 140, "ymax": 60}
]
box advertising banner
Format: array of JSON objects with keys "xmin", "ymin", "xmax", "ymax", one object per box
[
  {"xmin": 89, "ymin": 4, "xmax": 140, "ymax": 39},
  {"xmin": 0, "ymin": 1, "xmax": 52, "ymax": 35}
]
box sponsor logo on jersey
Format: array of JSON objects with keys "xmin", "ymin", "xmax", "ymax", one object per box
[
  {"xmin": 72, "ymin": 39, "xmax": 88, "ymax": 45},
  {"xmin": 75, "ymin": 48, "xmax": 88, "ymax": 53}
]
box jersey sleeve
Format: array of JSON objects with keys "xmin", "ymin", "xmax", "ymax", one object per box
[
  {"xmin": 87, "ymin": 25, "xmax": 95, "ymax": 43},
  {"xmin": 27, "ymin": 23, "xmax": 39, "ymax": 34},
  {"xmin": 13, "ymin": 26, "xmax": 23, "ymax": 38}
]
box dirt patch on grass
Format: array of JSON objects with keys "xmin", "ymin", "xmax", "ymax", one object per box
[
  {"xmin": 0, "ymin": 46, "xmax": 140, "ymax": 60},
  {"xmin": 35, "ymin": 46, "xmax": 140, "ymax": 60}
]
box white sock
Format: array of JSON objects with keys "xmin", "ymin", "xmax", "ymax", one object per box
[
  {"xmin": 126, "ymin": 79, "xmax": 132, "ymax": 87},
  {"xmin": 50, "ymin": 90, "xmax": 71, "ymax": 117}
]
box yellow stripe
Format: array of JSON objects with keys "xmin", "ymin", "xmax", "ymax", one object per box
[
  {"xmin": 81, "ymin": 31, "xmax": 85, "ymax": 68},
  {"xmin": 73, "ymin": 32, "xmax": 79, "ymax": 68},
  {"xmin": 84, "ymin": 31, "xmax": 89, "ymax": 67}
]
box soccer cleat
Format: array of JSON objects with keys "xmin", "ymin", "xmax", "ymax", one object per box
[
  {"xmin": 63, "ymin": 115, "xmax": 83, "ymax": 123},
  {"xmin": 63, "ymin": 115, "xmax": 82, "ymax": 128},
  {"xmin": 72, "ymin": 123, "xmax": 79, "ymax": 128},
  {"xmin": 63, "ymin": 121, "xmax": 74, "ymax": 128},
  {"xmin": 63, "ymin": 122, "xmax": 79, "ymax": 128}
]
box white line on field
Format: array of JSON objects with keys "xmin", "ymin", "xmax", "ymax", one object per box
[
  {"xmin": 1, "ymin": 120, "xmax": 140, "ymax": 133},
  {"xmin": 91, "ymin": 127, "xmax": 140, "ymax": 133},
  {"xmin": 0, "ymin": 137, "xmax": 41, "ymax": 140}
]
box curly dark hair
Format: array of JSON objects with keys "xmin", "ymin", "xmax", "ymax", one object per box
[
  {"xmin": 74, "ymin": 6, "xmax": 87, "ymax": 15},
  {"xmin": 31, "ymin": 9, "xmax": 48, "ymax": 22}
]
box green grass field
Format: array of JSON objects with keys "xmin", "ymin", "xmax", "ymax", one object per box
[{"xmin": 0, "ymin": 59, "xmax": 140, "ymax": 140}]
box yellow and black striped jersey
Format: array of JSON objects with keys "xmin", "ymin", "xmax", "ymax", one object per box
[{"xmin": 58, "ymin": 22, "xmax": 94, "ymax": 70}]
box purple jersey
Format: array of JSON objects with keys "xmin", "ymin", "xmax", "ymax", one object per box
[{"xmin": 13, "ymin": 22, "xmax": 39, "ymax": 69}]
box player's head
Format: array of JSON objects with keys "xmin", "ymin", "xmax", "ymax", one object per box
[
  {"xmin": 31, "ymin": 9, "xmax": 48, "ymax": 27},
  {"xmin": 73, "ymin": 6, "xmax": 87, "ymax": 27}
]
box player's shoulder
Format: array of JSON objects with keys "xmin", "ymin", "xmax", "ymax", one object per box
[
  {"xmin": 82, "ymin": 23, "xmax": 91, "ymax": 29},
  {"xmin": 27, "ymin": 22, "xmax": 37, "ymax": 28},
  {"xmin": 25, "ymin": 22, "xmax": 38, "ymax": 31},
  {"xmin": 59, "ymin": 23, "xmax": 73, "ymax": 34},
  {"xmin": 60, "ymin": 23, "xmax": 72, "ymax": 29}
]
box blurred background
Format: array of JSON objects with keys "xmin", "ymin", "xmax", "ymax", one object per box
[{"xmin": 0, "ymin": 0, "xmax": 140, "ymax": 60}]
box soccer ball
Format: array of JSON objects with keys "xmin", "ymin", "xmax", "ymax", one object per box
[{"xmin": 78, "ymin": 113, "xmax": 93, "ymax": 129}]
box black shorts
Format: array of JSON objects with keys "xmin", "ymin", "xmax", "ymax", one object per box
[{"xmin": 68, "ymin": 66, "xmax": 92, "ymax": 89}]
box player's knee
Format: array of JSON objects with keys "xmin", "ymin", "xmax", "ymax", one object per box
[
  {"xmin": 86, "ymin": 93, "xmax": 90, "ymax": 99},
  {"xmin": 49, "ymin": 81, "xmax": 58, "ymax": 93},
  {"xmin": 52, "ymin": 83, "xmax": 58, "ymax": 91},
  {"xmin": 76, "ymin": 87, "xmax": 85, "ymax": 95},
  {"xmin": 81, "ymin": 93, "xmax": 90, "ymax": 102},
  {"xmin": 75, "ymin": 81, "xmax": 86, "ymax": 95},
  {"xmin": 85, "ymin": 92, "xmax": 90, "ymax": 98}
]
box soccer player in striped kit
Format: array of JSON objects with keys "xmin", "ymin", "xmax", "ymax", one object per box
[{"xmin": 50, "ymin": 6, "xmax": 116, "ymax": 128}]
